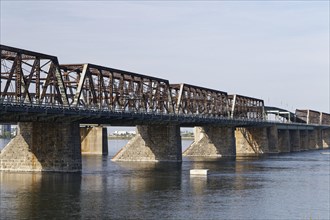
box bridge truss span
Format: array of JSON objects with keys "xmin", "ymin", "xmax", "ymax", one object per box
[
  {"xmin": 0, "ymin": 45, "xmax": 69, "ymax": 106},
  {"xmin": 170, "ymin": 83, "xmax": 230, "ymax": 117},
  {"xmin": 60, "ymin": 63, "xmax": 174, "ymax": 114}
]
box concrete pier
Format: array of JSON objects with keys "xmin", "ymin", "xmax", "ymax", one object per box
[
  {"xmin": 267, "ymin": 126, "xmax": 279, "ymax": 153},
  {"xmin": 0, "ymin": 122, "xmax": 81, "ymax": 172},
  {"xmin": 112, "ymin": 125, "xmax": 182, "ymax": 162},
  {"xmin": 235, "ymin": 127, "xmax": 269, "ymax": 155},
  {"xmin": 322, "ymin": 128, "xmax": 330, "ymax": 148},
  {"xmin": 299, "ymin": 130, "xmax": 309, "ymax": 151},
  {"xmin": 289, "ymin": 130, "xmax": 300, "ymax": 152},
  {"xmin": 80, "ymin": 126, "xmax": 108, "ymax": 155},
  {"xmin": 183, "ymin": 126, "xmax": 236, "ymax": 157},
  {"xmin": 278, "ymin": 129, "xmax": 290, "ymax": 152}
]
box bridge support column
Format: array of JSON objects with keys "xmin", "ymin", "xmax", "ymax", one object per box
[
  {"xmin": 322, "ymin": 128, "xmax": 330, "ymax": 148},
  {"xmin": 308, "ymin": 129, "xmax": 319, "ymax": 149},
  {"xmin": 0, "ymin": 122, "xmax": 81, "ymax": 172},
  {"xmin": 267, "ymin": 126, "xmax": 279, "ymax": 153},
  {"xmin": 277, "ymin": 129, "xmax": 290, "ymax": 152},
  {"xmin": 300, "ymin": 130, "xmax": 309, "ymax": 151},
  {"xmin": 112, "ymin": 125, "xmax": 182, "ymax": 162},
  {"xmin": 80, "ymin": 126, "xmax": 108, "ymax": 155},
  {"xmin": 183, "ymin": 126, "xmax": 236, "ymax": 157},
  {"xmin": 289, "ymin": 130, "xmax": 300, "ymax": 152},
  {"xmin": 235, "ymin": 127, "xmax": 269, "ymax": 155}
]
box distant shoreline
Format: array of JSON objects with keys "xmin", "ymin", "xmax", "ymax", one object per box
[{"xmin": 108, "ymin": 136, "xmax": 194, "ymax": 140}]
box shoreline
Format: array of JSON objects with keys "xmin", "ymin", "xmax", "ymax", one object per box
[{"xmin": 108, "ymin": 136, "xmax": 194, "ymax": 140}]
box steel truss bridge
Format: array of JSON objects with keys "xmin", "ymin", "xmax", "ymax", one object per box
[{"xmin": 0, "ymin": 44, "xmax": 329, "ymax": 127}]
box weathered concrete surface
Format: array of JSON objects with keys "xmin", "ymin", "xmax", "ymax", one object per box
[
  {"xmin": 308, "ymin": 129, "xmax": 323, "ymax": 149},
  {"xmin": 183, "ymin": 126, "xmax": 235, "ymax": 157},
  {"xmin": 299, "ymin": 130, "xmax": 309, "ymax": 151},
  {"xmin": 278, "ymin": 129, "xmax": 290, "ymax": 152},
  {"xmin": 322, "ymin": 128, "xmax": 330, "ymax": 148},
  {"xmin": 80, "ymin": 126, "xmax": 108, "ymax": 155},
  {"xmin": 267, "ymin": 126, "xmax": 279, "ymax": 153},
  {"xmin": 289, "ymin": 130, "xmax": 300, "ymax": 152},
  {"xmin": 112, "ymin": 125, "xmax": 182, "ymax": 162},
  {"xmin": 235, "ymin": 127, "xmax": 269, "ymax": 155},
  {"xmin": 0, "ymin": 122, "xmax": 81, "ymax": 172}
]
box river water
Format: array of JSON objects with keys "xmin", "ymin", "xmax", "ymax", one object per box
[{"xmin": 0, "ymin": 139, "xmax": 329, "ymax": 220}]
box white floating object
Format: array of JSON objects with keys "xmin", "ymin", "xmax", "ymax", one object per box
[
  {"xmin": 321, "ymin": 152, "xmax": 330, "ymax": 155},
  {"xmin": 190, "ymin": 169, "xmax": 209, "ymax": 176}
]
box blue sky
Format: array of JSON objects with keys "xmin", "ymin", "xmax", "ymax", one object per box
[{"xmin": 1, "ymin": 1, "xmax": 329, "ymax": 113}]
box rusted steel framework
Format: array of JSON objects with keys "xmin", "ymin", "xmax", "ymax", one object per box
[
  {"xmin": 60, "ymin": 64, "xmax": 173, "ymax": 113},
  {"xmin": 228, "ymin": 94, "xmax": 264, "ymax": 119},
  {"xmin": 0, "ymin": 45, "xmax": 68, "ymax": 106},
  {"xmin": 296, "ymin": 109, "xmax": 330, "ymax": 125},
  {"xmin": 1, "ymin": 44, "xmax": 275, "ymax": 123},
  {"xmin": 170, "ymin": 83, "xmax": 229, "ymax": 117}
]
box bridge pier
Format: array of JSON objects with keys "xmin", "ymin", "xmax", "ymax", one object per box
[
  {"xmin": 289, "ymin": 130, "xmax": 301, "ymax": 152},
  {"xmin": 235, "ymin": 127, "xmax": 269, "ymax": 156},
  {"xmin": 300, "ymin": 130, "xmax": 309, "ymax": 151},
  {"xmin": 267, "ymin": 126, "xmax": 279, "ymax": 153},
  {"xmin": 308, "ymin": 129, "xmax": 323, "ymax": 150},
  {"xmin": 277, "ymin": 129, "xmax": 290, "ymax": 152},
  {"xmin": 0, "ymin": 122, "xmax": 81, "ymax": 172},
  {"xmin": 112, "ymin": 125, "xmax": 182, "ymax": 162},
  {"xmin": 322, "ymin": 128, "xmax": 330, "ymax": 148},
  {"xmin": 80, "ymin": 126, "xmax": 108, "ymax": 155},
  {"xmin": 183, "ymin": 126, "xmax": 236, "ymax": 157}
]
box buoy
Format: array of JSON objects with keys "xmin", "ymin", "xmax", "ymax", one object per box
[{"xmin": 190, "ymin": 169, "xmax": 209, "ymax": 176}]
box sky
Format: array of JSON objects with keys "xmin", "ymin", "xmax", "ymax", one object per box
[{"xmin": 1, "ymin": 1, "xmax": 329, "ymax": 113}]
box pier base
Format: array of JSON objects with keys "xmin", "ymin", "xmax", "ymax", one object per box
[
  {"xmin": 112, "ymin": 125, "xmax": 182, "ymax": 162},
  {"xmin": 80, "ymin": 126, "xmax": 108, "ymax": 155},
  {"xmin": 183, "ymin": 126, "xmax": 236, "ymax": 157},
  {"xmin": 0, "ymin": 122, "xmax": 81, "ymax": 172},
  {"xmin": 235, "ymin": 127, "xmax": 269, "ymax": 155},
  {"xmin": 322, "ymin": 128, "xmax": 330, "ymax": 148}
]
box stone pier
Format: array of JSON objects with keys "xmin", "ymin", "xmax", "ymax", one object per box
[
  {"xmin": 289, "ymin": 130, "xmax": 300, "ymax": 152},
  {"xmin": 80, "ymin": 126, "xmax": 108, "ymax": 155},
  {"xmin": 278, "ymin": 129, "xmax": 290, "ymax": 152},
  {"xmin": 299, "ymin": 130, "xmax": 309, "ymax": 151},
  {"xmin": 267, "ymin": 126, "xmax": 279, "ymax": 153},
  {"xmin": 0, "ymin": 122, "xmax": 81, "ymax": 172},
  {"xmin": 322, "ymin": 128, "xmax": 330, "ymax": 148},
  {"xmin": 183, "ymin": 126, "xmax": 236, "ymax": 157},
  {"xmin": 112, "ymin": 125, "xmax": 182, "ymax": 162},
  {"xmin": 235, "ymin": 127, "xmax": 269, "ymax": 156}
]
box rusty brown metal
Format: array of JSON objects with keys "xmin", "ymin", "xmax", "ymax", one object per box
[
  {"xmin": 228, "ymin": 94, "xmax": 265, "ymax": 119},
  {"xmin": 170, "ymin": 83, "xmax": 229, "ymax": 117},
  {"xmin": 296, "ymin": 109, "xmax": 330, "ymax": 125},
  {"xmin": 0, "ymin": 45, "xmax": 68, "ymax": 106},
  {"xmin": 59, "ymin": 63, "xmax": 174, "ymax": 113}
]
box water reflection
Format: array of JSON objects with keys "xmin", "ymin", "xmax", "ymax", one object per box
[
  {"xmin": 0, "ymin": 172, "xmax": 82, "ymax": 219},
  {"xmin": 0, "ymin": 139, "xmax": 329, "ymax": 219}
]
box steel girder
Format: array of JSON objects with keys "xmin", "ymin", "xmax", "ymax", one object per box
[
  {"xmin": 170, "ymin": 83, "xmax": 229, "ymax": 117},
  {"xmin": 228, "ymin": 94, "xmax": 265, "ymax": 119},
  {"xmin": 59, "ymin": 63, "xmax": 174, "ymax": 114},
  {"xmin": 0, "ymin": 45, "xmax": 68, "ymax": 106},
  {"xmin": 1, "ymin": 44, "xmax": 278, "ymax": 123},
  {"xmin": 296, "ymin": 109, "xmax": 330, "ymax": 125}
]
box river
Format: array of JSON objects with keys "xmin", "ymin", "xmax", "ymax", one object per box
[{"xmin": 0, "ymin": 139, "xmax": 329, "ymax": 219}]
